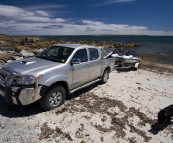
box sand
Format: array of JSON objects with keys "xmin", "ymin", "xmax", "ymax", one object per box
[{"xmin": 0, "ymin": 68, "xmax": 173, "ymax": 143}]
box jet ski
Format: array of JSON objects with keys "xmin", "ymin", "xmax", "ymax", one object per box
[
  {"xmin": 111, "ymin": 50, "xmax": 124, "ymax": 62},
  {"xmin": 123, "ymin": 51, "xmax": 141, "ymax": 64},
  {"xmin": 111, "ymin": 50, "xmax": 141, "ymax": 70}
]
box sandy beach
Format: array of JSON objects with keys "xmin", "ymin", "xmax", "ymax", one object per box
[{"xmin": 0, "ymin": 66, "xmax": 173, "ymax": 143}]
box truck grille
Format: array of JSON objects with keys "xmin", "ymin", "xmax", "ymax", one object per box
[
  {"xmin": 0, "ymin": 84, "xmax": 4, "ymax": 97},
  {"xmin": 0, "ymin": 68, "xmax": 12, "ymax": 86},
  {"xmin": 0, "ymin": 72, "xmax": 5, "ymax": 80}
]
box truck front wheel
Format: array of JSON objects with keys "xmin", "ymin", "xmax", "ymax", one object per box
[{"xmin": 39, "ymin": 85, "xmax": 66, "ymax": 111}]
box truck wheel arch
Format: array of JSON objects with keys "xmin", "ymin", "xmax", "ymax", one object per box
[
  {"xmin": 102, "ymin": 66, "xmax": 110, "ymax": 76},
  {"xmin": 40, "ymin": 81, "xmax": 69, "ymax": 97}
]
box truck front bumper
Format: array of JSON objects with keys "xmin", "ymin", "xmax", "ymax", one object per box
[
  {"xmin": 0, "ymin": 71, "xmax": 42, "ymax": 105},
  {"xmin": 0, "ymin": 85, "xmax": 42, "ymax": 105}
]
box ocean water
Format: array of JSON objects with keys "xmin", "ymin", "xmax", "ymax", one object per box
[{"xmin": 42, "ymin": 35, "xmax": 173, "ymax": 65}]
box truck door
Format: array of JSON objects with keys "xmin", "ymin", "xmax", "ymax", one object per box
[
  {"xmin": 70, "ymin": 48, "xmax": 89, "ymax": 89},
  {"xmin": 88, "ymin": 48, "xmax": 102, "ymax": 80}
]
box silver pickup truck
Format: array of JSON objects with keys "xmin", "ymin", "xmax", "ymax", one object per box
[{"xmin": 0, "ymin": 44, "xmax": 114, "ymax": 111}]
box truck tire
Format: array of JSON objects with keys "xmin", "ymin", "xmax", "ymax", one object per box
[
  {"xmin": 39, "ymin": 85, "xmax": 66, "ymax": 111},
  {"xmin": 100, "ymin": 70, "xmax": 109, "ymax": 84}
]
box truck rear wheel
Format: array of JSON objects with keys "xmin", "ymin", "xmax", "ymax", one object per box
[
  {"xmin": 39, "ymin": 85, "xmax": 66, "ymax": 111},
  {"xmin": 100, "ymin": 70, "xmax": 109, "ymax": 84}
]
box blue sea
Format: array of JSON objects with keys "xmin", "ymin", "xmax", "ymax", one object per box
[{"xmin": 42, "ymin": 35, "xmax": 173, "ymax": 65}]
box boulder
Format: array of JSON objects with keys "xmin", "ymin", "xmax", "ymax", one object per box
[
  {"xmin": 15, "ymin": 57, "xmax": 24, "ymax": 61},
  {"xmin": 6, "ymin": 60, "xmax": 13, "ymax": 63},
  {"xmin": 15, "ymin": 46, "xmax": 25, "ymax": 52},
  {"xmin": 0, "ymin": 50, "xmax": 5, "ymax": 54},
  {"xmin": 0, "ymin": 52, "xmax": 14, "ymax": 62},
  {"xmin": 20, "ymin": 50, "xmax": 35, "ymax": 58}
]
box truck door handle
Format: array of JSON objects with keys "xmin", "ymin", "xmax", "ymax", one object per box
[
  {"xmin": 98, "ymin": 62, "xmax": 101, "ymax": 64},
  {"xmin": 86, "ymin": 65, "xmax": 89, "ymax": 68}
]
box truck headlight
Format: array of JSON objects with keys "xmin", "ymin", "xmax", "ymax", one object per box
[{"xmin": 14, "ymin": 75, "xmax": 42, "ymax": 85}]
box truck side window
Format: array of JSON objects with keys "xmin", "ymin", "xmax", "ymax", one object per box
[
  {"xmin": 72, "ymin": 49, "xmax": 88, "ymax": 63},
  {"xmin": 89, "ymin": 48, "xmax": 99, "ymax": 61}
]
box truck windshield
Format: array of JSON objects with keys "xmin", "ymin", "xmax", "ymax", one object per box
[{"xmin": 36, "ymin": 46, "xmax": 74, "ymax": 63}]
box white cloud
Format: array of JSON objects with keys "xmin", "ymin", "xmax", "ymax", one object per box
[
  {"xmin": 0, "ymin": 4, "xmax": 34, "ymax": 18},
  {"xmin": 0, "ymin": 4, "xmax": 173, "ymax": 35},
  {"xmin": 35, "ymin": 10, "xmax": 49, "ymax": 16},
  {"xmin": 94, "ymin": 0, "xmax": 134, "ymax": 6},
  {"xmin": 53, "ymin": 18, "xmax": 66, "ymax": 23},
  {"xmin": 26, "ymin": 4, "xmax": 64, "ymax": 11}
]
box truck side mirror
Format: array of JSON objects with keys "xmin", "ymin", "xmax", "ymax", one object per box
[{"xmin": 70, "ymin": 58, "xmax": 81, "ymax": 64}]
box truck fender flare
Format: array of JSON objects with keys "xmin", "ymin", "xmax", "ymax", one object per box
[
  {"xmin": 101, "ymin": 66, "xmax": 110, "ymax": 76},
  {"xmin": 40, "ymin": 74, "xmax": 69, "ymax": 96},
  {"xmin": 43, "ymin": 74, "xmax": 68, "ymax": 86}
]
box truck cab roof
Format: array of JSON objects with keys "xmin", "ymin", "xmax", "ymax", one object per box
[{"xmin": 52, "ymin": 43, "xmax": 100, "ymax": 49}]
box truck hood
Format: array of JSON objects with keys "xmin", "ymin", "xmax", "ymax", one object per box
[{"xmin": 3, "ymin": 57, "xmax": 63, "ymax": 74}]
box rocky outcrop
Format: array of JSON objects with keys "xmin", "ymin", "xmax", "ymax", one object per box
[
  {"xmin": 1, "ymin": 34, "xmax": 143, "ymax": 50},
  {"xmin": 0, "ymin": 34, "xmax": 143, "ymax": 63},
  {"xmin": 123, "ymin": 42, "xmax": 141, "ymax": 47}
]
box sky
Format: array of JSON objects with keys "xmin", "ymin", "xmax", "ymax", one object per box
[{"xmin": 0, "ymin": 0, "xmax": 173, "ymax": 35}]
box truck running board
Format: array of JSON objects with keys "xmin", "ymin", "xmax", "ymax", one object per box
[{"xmin": 69, "ymin": 79, "xmax": 101, "ymax": 94}]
